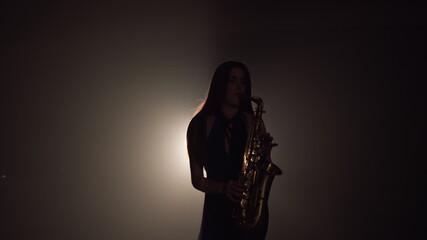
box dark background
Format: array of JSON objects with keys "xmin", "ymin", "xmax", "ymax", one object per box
[{"xmin": 2, "ymin": 1, "xmax": 425, "ymax": 239}]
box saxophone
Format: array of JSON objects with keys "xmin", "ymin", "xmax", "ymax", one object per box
[{"xmin": 233, "ymin": 96, "xmax": 283, "ymax": 229}]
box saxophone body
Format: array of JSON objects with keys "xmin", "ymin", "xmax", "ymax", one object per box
[{"xmin": 233, "ymin": 96, "xmax": 282, "ymax": 230}]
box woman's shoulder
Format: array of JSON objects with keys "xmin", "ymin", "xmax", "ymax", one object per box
[
  {"xmin": 188, "ymin": 113, "xmax": 216, "ymax": 131},
  {"xmin": 188, "ymin": 113, "xmax": 216, "ymax": 140},
  {"xmin": 241, "ymin": 111, "xmax": 254, "ymax": 124},
  {"xmin": 241, "ymin": 111, "xmax": 253, "ymax": 119}
]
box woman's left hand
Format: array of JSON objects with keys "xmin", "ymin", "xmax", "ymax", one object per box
[{"xmin": 261, "ymin": 132, "xmax": 278, "ymax": 160}]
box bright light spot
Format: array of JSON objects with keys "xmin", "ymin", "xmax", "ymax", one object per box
[{"xmin": 169, "ymin": 116, "xmax": 191, "ymax": 181}]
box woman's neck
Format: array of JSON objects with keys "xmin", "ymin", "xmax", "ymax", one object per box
[{"xmin": 220, "ymin": 102, "xmax": 239, "ymax": 119}]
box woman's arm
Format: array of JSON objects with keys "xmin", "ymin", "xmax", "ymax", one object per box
[
  {"xmin": 244, "ymin": 113, "xmax": 277, "ymax": 161},
  {"xmin": 187, "ymin": 116, "xmax": 225, "ymax": 195},
  {"xmin": 260, "ymin": 119, "xmax": 278, "ymax": 161}
]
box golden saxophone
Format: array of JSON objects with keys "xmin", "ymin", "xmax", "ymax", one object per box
[{"xmin": 233, "ymin": 96, "xmax": 282, "ymax": 229}]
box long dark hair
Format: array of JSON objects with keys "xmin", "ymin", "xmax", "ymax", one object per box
[{"xmin": 195, "ymin": 61, "xmax": 253, "ymax": 116}]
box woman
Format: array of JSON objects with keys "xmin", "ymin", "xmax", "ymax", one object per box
[{"xmin": 187, "ymin": 61, "xmax": 276, "ymax": 240}]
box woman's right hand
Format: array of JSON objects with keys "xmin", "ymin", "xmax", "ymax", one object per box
[{"xmin": 224, "ymin": 180, "xmax": 246, "ymax": 204}]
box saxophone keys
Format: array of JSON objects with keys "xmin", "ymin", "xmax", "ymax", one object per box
[
  {"xmin": 243, "ymin": 191, "xmax": 248, "ymax": 197},
  {"xmin": 240, "ymin": 199, "xmax": 248, "ymax": 208}
]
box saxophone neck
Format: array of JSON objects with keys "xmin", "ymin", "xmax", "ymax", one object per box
[
  {"xmin": 252, "ymin": 97, "xmax": 264, "ymax": 115},
  {"xmin": 250, "ymin": 96, "xmax": 262, "ymax": 106},
  {"xmin": 238, "ymin": 94, "xmax": 262, "ymax": 106}
]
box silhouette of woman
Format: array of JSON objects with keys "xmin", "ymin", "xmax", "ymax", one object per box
[{"xmin": 187, "ymin": 61, "xmax": 276, "ymax": 240}]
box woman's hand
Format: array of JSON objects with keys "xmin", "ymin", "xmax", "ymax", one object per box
[
  {"xmin": 224, "ymin": 180, "xmax": 246, "ymax": 204},
  {"xmin": 261, "ymin": 132, "xmax": 278, "ymax": 159}
]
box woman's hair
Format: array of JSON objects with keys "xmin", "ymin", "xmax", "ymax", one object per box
[{"xmin": 195, "ymin": 61, "xmax": 253, "ymax": 116}]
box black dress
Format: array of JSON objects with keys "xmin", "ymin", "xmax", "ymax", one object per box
[{"xmin": 199, "ymin": 111, "xmax": 268, "ymax": 240}]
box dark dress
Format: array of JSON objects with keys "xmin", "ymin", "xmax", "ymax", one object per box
[{"xmin": 199, "ymin": 111, "xmax": 268, "ymax": 240}]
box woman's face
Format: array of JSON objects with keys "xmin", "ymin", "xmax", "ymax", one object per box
[{"xmin": 223, "ymin": 67, "xmax": 246, "ymax": 108}]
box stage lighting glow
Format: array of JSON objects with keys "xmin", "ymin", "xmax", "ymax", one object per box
[{"xmin": 170, "ymin": 116, "xmax": 192, "ymax": 181}]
